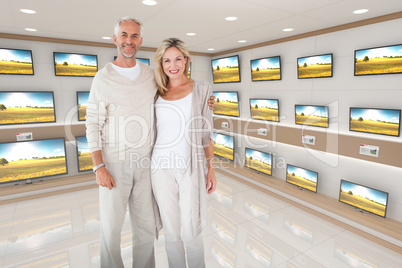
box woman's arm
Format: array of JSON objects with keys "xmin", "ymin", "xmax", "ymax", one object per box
[{"xmin": 204, "ymin": 139, "xmax": 217, "ymax": 194}]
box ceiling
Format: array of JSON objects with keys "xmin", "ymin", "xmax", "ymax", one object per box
[{"xmin": 1, "ymin": 0, "xmax": 401, "ymax": 54}]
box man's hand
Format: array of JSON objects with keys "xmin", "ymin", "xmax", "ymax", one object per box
[
  {"xmin": 95, "ymin": 167, "xmax": 116, "ymax": 190},
  {"xmin": 206, "ymin": 170, "xmax": 217, "ymax": 194},
  {"xmin": 208, "ymin": 95, "xmax": 215, "ymax": 110}
]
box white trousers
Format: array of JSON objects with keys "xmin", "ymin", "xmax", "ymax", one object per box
[
  {"xmin": 151, "ymin": 168, "xmax": 205, "ymax": 268},
  {"xmin": 99, "ymin": 161, "xmax": 156, "ymax": 268}
]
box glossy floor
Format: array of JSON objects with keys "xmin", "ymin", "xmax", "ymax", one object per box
[{"xmin": 1, "ymin": 171, "xmax": 401, "ymax": 268}]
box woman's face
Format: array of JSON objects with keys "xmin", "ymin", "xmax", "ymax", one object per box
[{"xmin": 162, "ymin": 47, "xmax": 187, "ymax": 79}]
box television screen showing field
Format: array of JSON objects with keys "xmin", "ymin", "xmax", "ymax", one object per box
[
  {"xmin": 213, "ymin": 133, "xmax": 234, "ymax": 161},
  {"xmin": 340, "ymin": 180, "xmax": 388, "ymax": 217},
  {"xmin": 250, "ymin": 99, "xmax": 279, "ymax": 122},
  {"xmin": 213, "ymin": 92, "xmax": 239, "ymax": 117},
  {"xmin": 298, "ymin": 54, "xmax": 332, "ymax": 78},
  {"xmin": 251, "ymin": 56, "xmax": 281, "ymax": 81},
  {"xmin": 211, "ymin": 55, "xmax": 240, "ymax": 83},
  {"xmin": 0, "ymin": 138, "xmax": 67, "ymax": 184},
  {"xmin": 76, "ymin": 136, "xmax": 92, "ymax": 172},
  {"xmin": 350, "ymin": 108, "xmax": 400, "ymax": 137},
  {"xmin": 0, "ymin": 92, "xmax": 55, "ymax": 125},
  {"xmin": 245, "ymin": 148, "xmax": 272, "ymax": 176},
  {"xmin": 295, "ymin": 105, "xmax": 328, "ymax": 128},
  {"xmin": 54, "ymin": 52, "xmax": 97, "ymax": 77},
  {"xmin": 355, "ymin": 44, "xmax": 402, "ymax": 76},
  {"xmin": 77, "ymin": 92, "xmax": 89, "ymax": 121},
  {"xmin": 286, "ymin": 164, "xmax": 318, "ymax": 192},
  {"xmin": 0, "ymin": 48, "xmax": 34, "ymax": 75}
]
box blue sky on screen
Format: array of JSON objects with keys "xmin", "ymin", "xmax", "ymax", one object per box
[
  {"xmin": 341, "ymin": 180, "xmax": 388, "ymax": 205},
  {"xmin": 54, "ymin": 53, "xmax": 97, "ymax": 66},
  {"xmin": 245, "ymin": 148, "xmax": 271, "ymax": 165},
  {"xmin": 350, "ymin": 108, "xmax": 400, "ymax": 123},
  {"xmin": 287, "ymin": 165, "xmax": 317, "ymax": 183},
  {"xmin": 137, "ymin": 58, "xmax": 150, "ymax": 65},
  {"xmin": 296, "ymin": 105, "xmax": 328, "ymax": 117},
  {"xmin": 0, "ymin": 139, "xmax": 65, "ymax": 161},
  {"xmin": 212, "ymin": 56, "xmax": 239, "ymax": 69},
  {"xmin": 355, "ymin": 45, "xmax": 402, "ymax": 60},
  {"xmin": 251, "ymin": 56, "xmax": 280, "ymax": 70},
  {"xmin": 213, "ymin": 133, "xmax": 233, "ymax": 149},
  {"xmin": 212, "ymin": 92, "xmax": 238, "ymax": 103},
  {"xmin": 77, "ymin": 92, "xmax": 89, "ymax": 106},
  {"xmin": 250, "ymin": 99, "xmax": 278, "ymax": 109},
  {"xmin": 76, "ymin": 136, "xmax": 90, "ymax": 153},
  {"xmin": 0, "ymin": 92, "xmax": 54, "ymax": 108},
  {"xmin": 0, "ymin": 49, "xmax": 32, "ymax": 63},
  {"xmin": 298, "ymin": 54, "xmax": 332, "ymax": 66}
]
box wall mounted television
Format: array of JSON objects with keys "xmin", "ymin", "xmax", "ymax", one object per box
[
  {"xmin": 75, "ymin": 136, "xmax": 93, "ymax": 172},
  {"xmin": 212, "ymin": 91, "xmax": 239, "ymax": 117},
  {"xmin": 213, "ymin": 132, "xmax": 234, "ymax": 161},
  {"xmin": 339, "ymin": 180, "xmax": 388, "ymax": 218},
  {"xmin": 0, "ymin": 91, "xmax": 56, "ymax": 125},
  {"xmin": 295, "ymin": 105, "xmax": 328, "ymax": 128},
  {"xmin": 54, "ymin": 52, "xmax": 98, "ymax": 77},
  {"xmin": 286, "ymin": 164, "xmax": 318, "ymax": 193},
  {"xmin": 0, "ymin": 138, "xmax": 68, "ymax": 185},
  {"xmin": 114, "ymin": 56, "xmax": 150, "ymax": 65},
  {"xmin": 76, "ymin": 91, "xmax": 89, "ymax": 121},
  {"xmin": 354, "ymin": 44, "xmax": 402, "ymax": 76},
  {"xmin": 245, "ymin": 148, "xmax": 272, "ymax": 176},
  {"xmin": 187, "ymin": 62, "xmax": 191, "ymax": 78},
  {"xmin": 249, "ymin": 98, "xmax": 279, "ymax": 122},
  {"xmin": 0, "ymin": 48, "xmax": 34, "ymax": 75},
  {"xmin": 250, "ymin": 56, "xmax": 281, "ymax": 81},
  {"xmin": 211, "ymin": 55, "xmax": 240, "ymax": 83},
  {"xmin": 349, "ymin": 107, "xmax": 400, "ymax": 137},
  {"xmin": 297, "ymin": 53, "xmax": 333, "ymax": 79}
]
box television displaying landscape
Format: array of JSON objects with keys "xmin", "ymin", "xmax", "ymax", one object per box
[
  {"xmin": 286, "ymin": 164, "xmax": 318, "ymax": 193},
  {"xmin": 350, "ymin": 107, "xmax": 400, "ymax": 137},
  {"xmin": 54, "ymin": 52, "xmax": 98, "ymax": 77},
  {"xmin": 0, "ymin": 138, "xmax": 67, "ymax": 185},
  {"xmin": 211, "ymin": 55, "xmax": 240, "ymax": 83},
  {"xmin": 354, "ymin": 44, "xmax": 402, "ymax": 76},
  {"xmin": 0, "ymin": 91, "xmax": 56, "ymax": 125},
  {"xmin": 76, "ymin": 91, "xmax": 89, "ymax": 121},
  {"xmin": 212, "ymin": 91, "xmax": 239, "ymax": 117},
  {"xmin": 249, "ymin": 98, "xmax": 279, "ymax": 122},
  {"xmin": 213, "ymin": 132, "xmax": 234, "ymax": 161},
  {"xmin": 295, "ymin": 105, "xmax": 329, "ymax": 128},
  {"xmin": 297, "ymin": 53, "xmax": 333, "ymax": 79},
  {"xmin": 250, "ymin": 56, "xmax": 281, "ymax": 81},
  {"xmin": 0, "ymin": 48, "xmax": 34, "ymax": 75},
  {"xmin": 245, "ymin": 148, "xmax": 272, "ymax": 176},
  {"xmin": 76, "ymin": 136, "xmax": 92, "ymax": 172},
  {"xmin": 339, "ymin": 180, "xmax": 388, "ymax": 218},
  {"xmin": 187, "ymin": 62, "xmax": 191, "ymax": 78}
]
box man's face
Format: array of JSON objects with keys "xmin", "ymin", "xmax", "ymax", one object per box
[{"xmin": 114, "ymin": 21, "xmax": 143, "ymax": 59}]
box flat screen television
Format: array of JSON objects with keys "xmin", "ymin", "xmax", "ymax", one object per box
[
  {"xmin": 245, "ymin": 148, "xmax": 272, "ymax": 176},
  {"xmin": 114, "ymin": 56, "xmax": 150, "ymax": 65},
  {"xmin": 54, "ymin": 52, "xmax": 98, "ymax": 77},
  {"xmin": 75, "ymin": 136, "xmax": 93, "ymax": 172},
  {"xmin": 297, "ymin": 53, "xmax": 333, "ymax": 79},
  {"xmin": 250, "ymin": 56, "xmax": 281, "ymax": 81},
  {"xmin": 339, "ymin": 180, "xmax": 389, "ymax": 218},
  {"xmin": 0, "ymin": 91, "xmax": 56, "ymax": 125},
  {"xmin": 211, "ymin": 55, "xmax": 240, "ymax": 83},
  {"xmin": 76, "ymin": 91, "xmax": 89, "ymax": 121},
  {"xmin": 212, "ymin": 91, "xmax": 239, "ymax": 117},
  {"xmin": 354, "ymin": 44, "xmax": 402, "ymax": 76},
  {"xmin": 0, "ymin": 48, "xmax": 34, "ymax": 75},
  {"xmin": 213, "ymin": 132, "xmax": 234, "ymax": 161},
  {"xmin": 349, "ymin": 107, "xmax": 400, "ymax": 137},
  {"xmin": 187, "ymin": 62, "xmax": 191, "ymax": 78},
  {"xmin": 249, "ymin": 98, "xmax": 279, "ymax": 122},
  {"xmin": 295, "ymin": 105, "xmax": 329, "ymax": 128},
  {"xmin": 286, "ymin": 164, "xmax": 318, "ymax": 193},
  {"xmin": 0, "ymin": 138, "xmax": 68, "ymax": 185}
]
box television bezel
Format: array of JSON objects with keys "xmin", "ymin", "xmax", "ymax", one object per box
[
  {"xmin": 213, "ymin": 91, "xmax": 240, "ymax": 118},
  {"xmin": 213, "ymin": 132, "xmax": 235, "ymax": 161},
  {"xmin": 0, "ymin": 91, "xmax": 57, "ymax": 126},
  {"xmin": 250, "ymin": 55, "xmax": 281, "ymax": 82},
  {"xmin": 339, "ymin": 179, "xmax": 389, "ymax": 218},
  {"xmin": 76, "ymin": 91, "xmax": 90, "ymax": 122},
  {"xmin": 75, "ymin": 135, "xmax": 92, "ymax": 172},
  {"xmin": 354, "ymin": 43, "xmax": 402, "ymax": 76},
  {"xmin": 0, "ymin": 137, "xmax": 68, "ymax": 185},
  {"xmin": 249, "ymin": 98, "xmax": 280, "ymax": 122},
  {"xmin": 53, "ymin": 52, "xmax": 98, "ymax": 77},
  {"xmin": 211, "ymin": 55, "xmax": 241, "ymax": 84},
  {"xmin": 244, "ymin": 147, "xmax": 272, "ymax": 176},
  {"xmin": 0, "ymin": 47, "xmax": 34, "ymax": 76},
  {"xmin": 286, "ymin": 164, "xmax": 318, "ymax": 193},
  {"xmin": 295, "ymin": 104, "xmax": 329, "ymax": 128},
  {"xmin": 349, "ymin": 107, "xmax": 401, "ymax": 137},
  {"xmin": 297, "ymin": 53, "xmax": 333, "ymax": 79}
]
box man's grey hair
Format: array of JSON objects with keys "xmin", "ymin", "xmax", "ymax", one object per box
[{"xmin": 114, "ymin": 16, "xmax": 143, "ymax": 36}]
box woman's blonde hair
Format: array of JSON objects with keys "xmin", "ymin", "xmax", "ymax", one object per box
[{"xmin": 154, "ymin": 38, "xmax": 191, "ymax": 95}]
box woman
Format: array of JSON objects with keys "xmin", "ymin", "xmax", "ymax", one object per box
[{"xmin": 151, "ymin": 38, "xmax": 217, "ymax": 268}]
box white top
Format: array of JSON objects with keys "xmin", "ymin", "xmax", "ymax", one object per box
[
  {"xmin": 151, "ymin": 92, "xmax": 193, "ymax": 169},
  {"xmin": 111, "ymin": 60, "xmax": 141, "ymax": 81}
]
